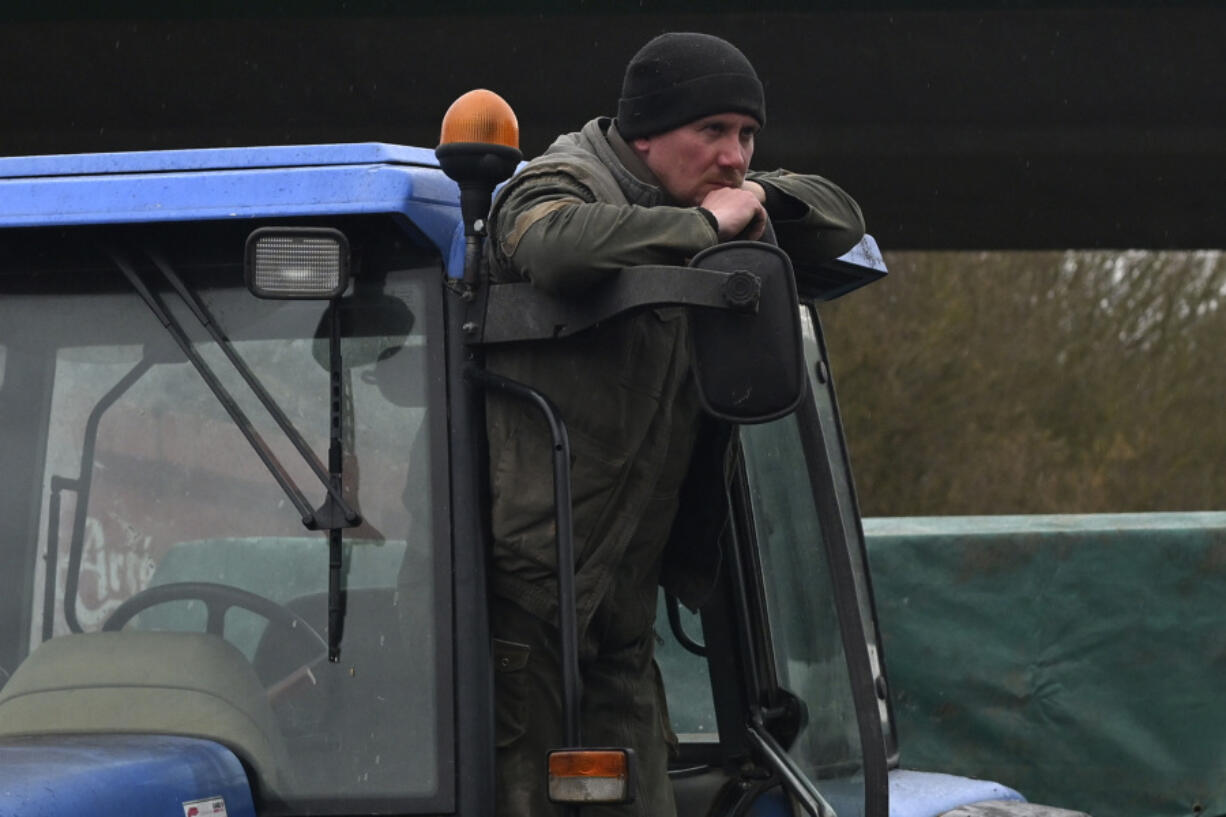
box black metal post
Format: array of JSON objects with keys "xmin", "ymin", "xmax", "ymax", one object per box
[{"xmin": 327, "ymin": 302, "xmax": 346, "ymax": 661}]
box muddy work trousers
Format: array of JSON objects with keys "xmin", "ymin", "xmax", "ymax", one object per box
[{"xmin": 492, "ymin": 593, "xmax": 677, "ymax": 817}]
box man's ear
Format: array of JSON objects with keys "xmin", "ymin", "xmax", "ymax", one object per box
[{"xmin": 631, "ymin": 136, "xmax": 652, "ymax": 157}]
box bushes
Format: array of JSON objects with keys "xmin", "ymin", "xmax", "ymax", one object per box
[{"xmin": 821, "ymin": 249, "xmax": 1226, "ymax": 516}]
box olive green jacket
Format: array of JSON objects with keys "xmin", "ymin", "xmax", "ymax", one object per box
[{"xmin": 483, "ymin": 117, "xmax": 864, "ymax": 635}]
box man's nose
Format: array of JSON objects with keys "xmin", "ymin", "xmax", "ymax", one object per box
[{"xmin": 715, "ymin": 139, "xmax": 749, "ymax": 171}]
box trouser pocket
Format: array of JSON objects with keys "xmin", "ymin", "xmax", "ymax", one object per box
[{"xmin": 493, "ymin": 638, "xmax": 532, "ymax": 748}]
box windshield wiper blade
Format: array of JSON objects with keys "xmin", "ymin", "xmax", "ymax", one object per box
[
  {"xmin": 105, "ymin": 245, "xmax": 359, "ymax": 530},
  {"xmin": 143, "ymin": 245, "xmax": 359, "ymax": 530}
]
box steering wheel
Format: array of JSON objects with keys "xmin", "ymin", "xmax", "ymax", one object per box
[{"xmin": 102, "ymin": 581, "xmax": 328, "ymax": 700}]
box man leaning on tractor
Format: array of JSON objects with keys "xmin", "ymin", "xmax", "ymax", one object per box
[{"xmin": 482, "ymin": 31, "xmax": 866, "ymax": 817}]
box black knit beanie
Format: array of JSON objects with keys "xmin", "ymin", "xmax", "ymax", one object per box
[{"xmin": 617, "ymin": 32, "xmax": 766, "ymax": 140}]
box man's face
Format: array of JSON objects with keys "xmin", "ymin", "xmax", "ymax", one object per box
[{"xmin": 632, "ymin": 112, "xmax": 759, "ymax": 206}]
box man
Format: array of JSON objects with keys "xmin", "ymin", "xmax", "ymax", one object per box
[{"xmin": 482, "ymin": 32, "xmax": 865, "ymax": 816}]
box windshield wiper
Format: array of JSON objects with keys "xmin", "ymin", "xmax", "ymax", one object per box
[
  {"xmin": 105, "ymin": 245, "xmax": 359, "ymax": 530},
  {"xmin": 106, "ymin": 244, "xmax": 358, "ymax": 659},
  {"xmin": 147, "ymin": 246, "xmax": 360, "ymax": 531}
]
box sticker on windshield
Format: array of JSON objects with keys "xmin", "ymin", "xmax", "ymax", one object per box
[{"xmin": 182, "ymin": 797, "xmax": 228, "ymax": 817}]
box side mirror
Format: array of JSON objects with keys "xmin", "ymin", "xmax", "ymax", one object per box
[{"xmin": 688, "ymin": 241, "xmax": 805, "ymax": 424}]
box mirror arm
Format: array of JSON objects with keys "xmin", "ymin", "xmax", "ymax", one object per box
[
  {"xmin": 465, "ymin": 265, "xmax": 759, "ymax": 346},
  {"xmin": 466, "ymin": 234, "xmax": 891, "ymax": 343}
]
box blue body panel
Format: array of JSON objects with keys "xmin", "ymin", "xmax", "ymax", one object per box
[
  {"xmin": 889, "ymin": 769, "xmax": 1024, "ymax": 817},
  {"xmin": 0, "ymin": 734, "xmax": 257, "ymax": 817},
  {"xmin": 736, "ymin": 770, "xmax": 1023, "ymax": 817},
  {"xmin": 0, "ymin": 142, "xmax": 467, "ymax": 278},
  {"xmin": 0, "ymin": 142, "xmax": 437, "ymax": 178}
]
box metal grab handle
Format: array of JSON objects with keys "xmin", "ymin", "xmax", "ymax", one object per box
[{"xmin": 466, "ymin": 367, "xmax": 583, "ymax": 750}]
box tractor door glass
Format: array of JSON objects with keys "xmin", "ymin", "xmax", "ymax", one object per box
[
  {"xmin": 802, "ymin": 306, "xmax": 895, "ymax": 762},
  {"xmin": 740, "ymin": 323, "xmax": 867, "ymax": 817},
  {"xmin": 0, "ymin": 222, "xmax": 450, "ymax": 815}
]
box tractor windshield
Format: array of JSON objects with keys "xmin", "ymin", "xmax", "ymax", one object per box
[{"xmin": 0, "ymin": 219, "xmax": 451, "ymax": 814}]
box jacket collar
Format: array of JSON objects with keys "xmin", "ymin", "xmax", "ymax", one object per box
[{"xmin": 547, "ymin": 117, "xmax": 669, "ymax": 208}]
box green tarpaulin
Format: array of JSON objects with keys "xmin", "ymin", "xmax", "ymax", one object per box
[{"xmin": 866, "ymin": 513, "xmax": 1226, "ymax": 817}]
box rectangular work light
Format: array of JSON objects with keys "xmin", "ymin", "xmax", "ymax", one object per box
[{"xmin": 245, "ymin": 227, "xmax": 349, "ymax": 300}]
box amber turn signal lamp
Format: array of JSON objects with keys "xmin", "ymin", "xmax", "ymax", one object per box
[{"xmin": 547, "ymin": 749, "xmax": 636, "ymax": 805}]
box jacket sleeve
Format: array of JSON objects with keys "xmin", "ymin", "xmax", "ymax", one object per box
[
  {"xmin": 489, "ymin": 171, "xmax": 719, "ymax": 296},
  {"xmin": 749, "ymin": 169, "xmax": 867, "ymax": 264}
]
